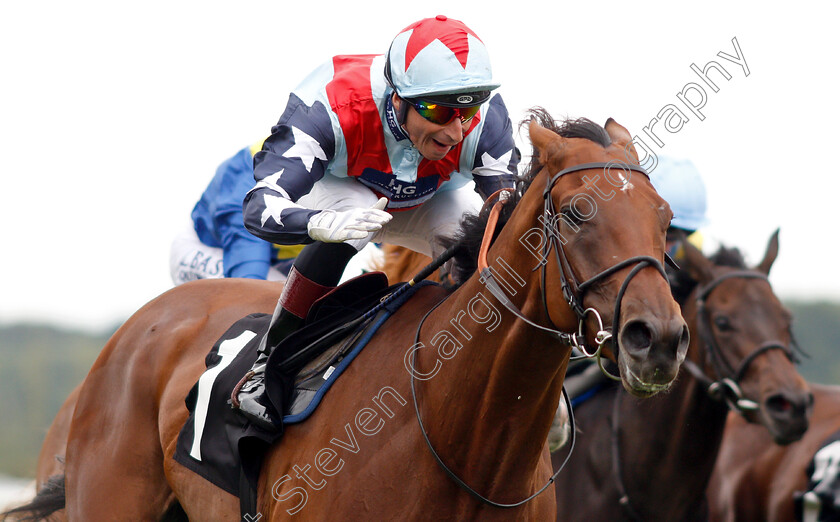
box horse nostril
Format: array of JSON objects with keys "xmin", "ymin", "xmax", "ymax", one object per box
[
  {"xmin": 677, "ymin": 324, "xmax": 690, "ymax": 356},
  {"xmin": 766, "ymin": 394, "xmax": 793, "ymax": 415},
  {"xmin": 766, "ymin": 391, "xmax": 812, "ymax": 418},
  {"xmin": 620, "ymin": 320, "xmax": 653, "ymax": 353}
]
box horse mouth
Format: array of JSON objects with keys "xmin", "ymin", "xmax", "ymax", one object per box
[
  {"xmin": 764, "ymin": 414, "xmax": 810, "ymax": 446},
  {"xmin": 620, "ymin": 360, "xmax": 673, "ymax": 397}
]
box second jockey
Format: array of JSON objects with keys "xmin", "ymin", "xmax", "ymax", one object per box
[{"xmin": 235, "ymin": 15, "xmax": 520, "ymax": 427}]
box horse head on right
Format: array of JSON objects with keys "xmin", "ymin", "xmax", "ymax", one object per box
[
  {"xmin": 679, "ymin": 230, "xmax": 813, "ymax": 443},
  {"xmin": 508, "ymin": 110, "xmax": 690, "ymax": 397}
]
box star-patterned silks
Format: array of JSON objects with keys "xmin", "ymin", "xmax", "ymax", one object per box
[
  {"xmin": 254, "ymin": 169, "xmax": 291, "ymax": 199},
  {"xmin": 473, "ymin": 149, "xmax": 513, "ymax": 177},
  {"xmin": 283, "ymin": 127, "xmax": 327, "ymax": 172},
  {"xmin": 260, "ymin": 193, "xmax": 304, "ymax": 227}
]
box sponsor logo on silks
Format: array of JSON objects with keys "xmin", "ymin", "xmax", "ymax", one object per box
[
  {"xmin": 180, "ymin": 252, "xmax": 224, "ymax": 278},
  {"xmin": 456, "ymin": 95, "xmax": 474, "ymax": 104},
  {"xmin": 384, "ymin": 95, "xmax": 408, "ymax": 141},
  {"xmin": 357, "ymin": 168, "xmax": 440, "ymax": 207}
]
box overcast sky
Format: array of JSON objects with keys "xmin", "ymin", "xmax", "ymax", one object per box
[{"xmin": 2, "ymin": 0, "xmax": 837, "ymax": 332}]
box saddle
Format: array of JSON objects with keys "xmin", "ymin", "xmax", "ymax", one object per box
[{"xmin": 173, "ymin": 272, "xmax": 435, "ymax": 508}]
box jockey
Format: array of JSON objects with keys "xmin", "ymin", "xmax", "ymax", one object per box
[
  {"xmin": 649, "ymin": 156, "xmax": 710, "ymax": 303},
  {"xmin": 236, "ymin": 15, "xmax": 519, "ymax": 427},
  {"xmin": 650, "ymin": 156, "xmax": 709, "ymax": 262},
  {"xmin": 169, "ymin": 141, "xmax": 303, "ymax": 286}
]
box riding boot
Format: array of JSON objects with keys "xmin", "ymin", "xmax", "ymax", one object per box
[{"xmin": 235, "ymin": 242, "xmax": 358, "ymax": 428}]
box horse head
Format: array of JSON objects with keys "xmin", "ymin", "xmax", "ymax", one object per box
[
  {"xmin": 679, "ymin": 230, "xmax": 813, "ymax": 444},
  {"xmin": 514, "ymin": 111, "xmax": 689, "ymax": 397}
]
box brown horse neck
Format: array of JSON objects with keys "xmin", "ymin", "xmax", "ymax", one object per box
[{"xmin": 409, "ymin": 206, "xmax": 574, "ymax": 500}]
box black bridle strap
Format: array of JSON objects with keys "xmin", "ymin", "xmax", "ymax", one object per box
[
  {"xmin": 697, "ymin": 271, "xmax": 771, "ymax": 378},
  {"xmin": 545, "ymin": 162, "xmax": 650, "ymax": 189},
  {"xmin": 577, "ymin": 255, "xmax": 668, "ymax": 295},
  {"xmin": 688, "ymin": 270, "xmax": 797, "ymax": 413},
  {"xmin": 537, "ymin": 161, "xmax": 669, "ymax": 345},
  {"xmin": 696, "ymin": 270, "xmax": 768, "ymax": 301},
  {"xmin": 541, "ymin": 162, "xmax": 650, "ymax": 320},
  {"xmin": 699, "ymin": 271, "xmax": 796, "ymax": 378},
  {"xmin": 734, "ymin": 341, "xmax": 792, "ymax": 382}
]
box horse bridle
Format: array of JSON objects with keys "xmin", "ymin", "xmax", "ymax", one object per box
[
  {"xmin": 413, "ymin": 161, "xmax": 676, "ymax": 509},
  {"xmin": 479, "ymin": 162, "xmax": 674, "ymax": 378},
  {"xmin": 681, "ymin": 270, "xmax": 802, "ymax": 414}
]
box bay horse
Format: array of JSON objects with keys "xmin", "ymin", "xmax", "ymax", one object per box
[
  {"xmin": 708, "ymin": 383, "xmax": 840, "ymax": 522},
  {"xmin": 550, "ymin": 232, "xmax": 813, "ymax": 521},
  {"xmin": 6, "ymin": 112, "xmax": 688, "ymax": 521}
]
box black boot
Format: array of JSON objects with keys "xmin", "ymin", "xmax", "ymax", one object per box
[
  {"xmin": 236, "ymin": 305, "xmax": 302, "ymax": 429},
  {"xmin": 234, "ymin": 242, "xmax": 358, "ymax": 428}
]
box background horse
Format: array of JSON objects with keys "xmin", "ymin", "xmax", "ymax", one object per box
[
  {"xmin": 550, "ymin": 233, "xmax": 812, "ymax": 521},
  {"xmin": 709, "ymin": 383, "xmax": 840, "ymax": 522},
  {"xmin": 6, "ymin": 112, "xmax": 688, "ymax": 521}
]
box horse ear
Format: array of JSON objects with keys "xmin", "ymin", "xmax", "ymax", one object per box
[
  {"xmin": 756, "ymin": 228, "xmax": 780, "ymax": 275},
  {"xmin": 605, "ymin": 118, "xmax": 639, "ymax": 162},
  {"xmin": 680, "ymin": 237, "xmax": 715, "ymax": 285},
  {"xmin": 605, "ymin": 118, "xmax": 631, "ymax": 146},
  {"xmin": 529, "ymin": 118, "xmax": 564, "ymax": 164}
]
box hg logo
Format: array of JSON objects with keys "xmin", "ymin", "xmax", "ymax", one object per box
[{"xmin": 387, "ymin": 178, "xmax": 417, "ymax": 196}]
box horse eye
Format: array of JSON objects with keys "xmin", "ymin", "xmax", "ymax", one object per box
[
  {"xmin": 713, "ymin": 315, "xmax": 733, "ymax": 331},
  {"xmin": 559, "ymin": 207, "xmax": 582, "ymax": 227}
]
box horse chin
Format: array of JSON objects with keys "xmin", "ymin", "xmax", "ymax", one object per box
[
  {"xmin": 617, "ymin": 355, "xmax": 676, "ymax": 398},
  {"xmin": 763, "ymin": 415, "xmax": 810, "ymax": 446}
]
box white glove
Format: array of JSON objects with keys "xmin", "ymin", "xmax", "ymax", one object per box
[{"xmin": 307, "ymin": 197, "xmax": 392, "ymax": 243}]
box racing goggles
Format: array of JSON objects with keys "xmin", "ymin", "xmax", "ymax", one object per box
[{"xmin": 407, "ymin": 98, "xmax": 482, "ymax": 125}]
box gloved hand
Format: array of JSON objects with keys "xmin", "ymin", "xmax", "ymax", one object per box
[{"xmin": 307, "ymin": 197, "xmax": 392, "ymax": 243}]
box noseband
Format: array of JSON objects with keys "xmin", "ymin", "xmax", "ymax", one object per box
[{"xmin": 682, "ymin": 270, "xmax": 802, "ymax": 414}]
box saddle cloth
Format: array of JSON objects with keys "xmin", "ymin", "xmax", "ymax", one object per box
[
  {"xmin": 795, "ymin": 427, "xmax": 840, "ymax": 522},
  {"xmin": 173, "ymin": 274, "xmax": 434, "ymax": 497}
]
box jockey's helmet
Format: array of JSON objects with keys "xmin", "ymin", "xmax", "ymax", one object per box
[
  {"xmin": 650, "ymin": 156, "xmax": 709, "ymax": 233},
  {"xmin": 385, "ymin": 15, "xmax": 499, "ymax": 115}
]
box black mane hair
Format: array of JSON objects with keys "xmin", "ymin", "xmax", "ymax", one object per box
[
  {"xmin": 438, "ymin": 109, "xmax": 612, "ymax": 286},
  {"xmin": 708, "ymin": 245, "xmax": 748, "ymax": 269},
  {"xmin": 670, "ymin": 244, "xmax": 749, "ymax": 303}
]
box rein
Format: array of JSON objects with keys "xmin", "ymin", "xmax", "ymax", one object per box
[
  {"xmin": 411, "ymin": 161, "xmax": 673, "ymax": 509},
  {"xmin": 409, "ymin": 302, "xmax": 578, "ymax": 508}
]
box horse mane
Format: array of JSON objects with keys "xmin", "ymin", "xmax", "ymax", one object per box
[
  {"xmin": 670, "ymin": 244, "xmax": 749, "ymax": 303},
  {"xmin": 708, "ymin": 245, "xmax": 747, "ymax": 268},
  {"xmin": 438, "ymin": 109, "xmax": 612, "ymax": 286}
]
